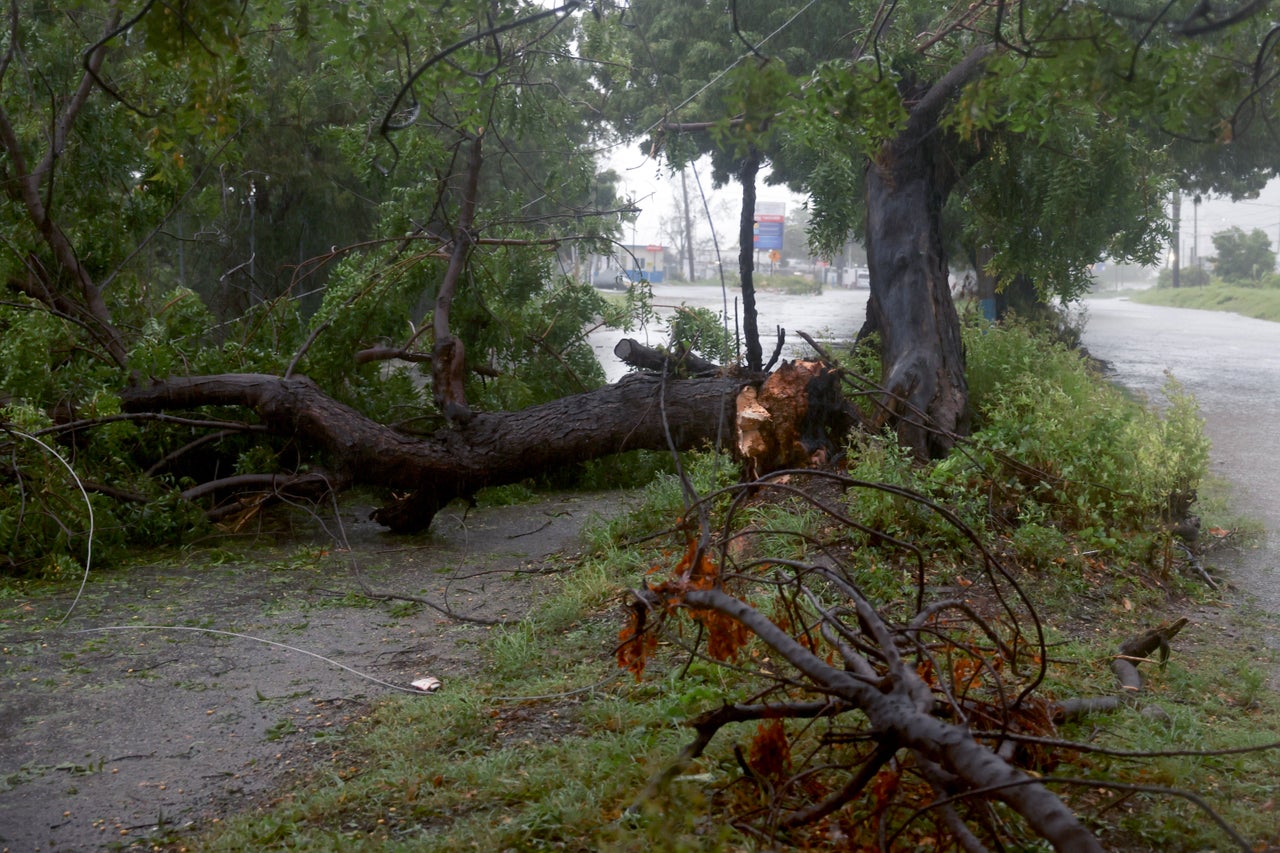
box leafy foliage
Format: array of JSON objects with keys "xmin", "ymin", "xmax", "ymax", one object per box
[
  {"xmin": 606, "ymin": 322, "xmax": 1224, "ymax": 850},
  {"xmin": 788, "ymin": 0, "xmax": 1278, "ymax": 305},
  {"xmin": 1210, "ymin": 226, "xmax": 1278, "ymax": 283},
  {"xmin": 0, "ymin": 1, "xmax": 641, "ymax": 575},
  {"xmin": 963, "ymin": 319, "xmax": 1208, "ymax": 554},
  {"xmin": 667, "ymin": 305, "xmax": 733, "ymax": 365}
]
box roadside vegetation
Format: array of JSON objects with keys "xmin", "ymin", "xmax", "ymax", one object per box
[
  {"xmin": 174, "ymin": 318, "xmax": 1280, "ymax": 852},
  {"xmin": 1125, "ymin": 223, "xmax": 1280, "ymax": 322},
  {"xmin": 3, "ymin": 2, "xmax": 1279, "ymax": 848},
  {"xmin": 1131, "ymin": 282, "xmax": 1280, "ymax": 323}
]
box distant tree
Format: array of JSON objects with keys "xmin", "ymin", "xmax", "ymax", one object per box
[
  {"xmin": 594, "ymin": 0, "xmax": 852, "ymax": 369},
  {"xmin": 658, "ymin": 167, "xmax": 698, "ymax": 280},
  {"xmin": 1210, "ymin": 226, "xmax": 1277, "ymax": 282}
]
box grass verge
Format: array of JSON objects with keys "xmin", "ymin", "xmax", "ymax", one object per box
[
  {"xmin": 1131, "ymin": 284, "xmax": 1280, "ymax": 322},
  {"xmin": 168, "ymin": 323, "xmax": 1280, "ymax": 851}
]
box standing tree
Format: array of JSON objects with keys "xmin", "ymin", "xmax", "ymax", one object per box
[
  {"xmin": 657, "ymin": 167, "xmax": 697, "ymax": 281},
  {"xmin": 1211, "ymin": 226, "xmax": 1277, "ymax": 282},
  {"xmin": 592, "ymin": 0, "xmax": 852, "ymax": 370},
  {"xmin": 788, "ymin": 0, "xmax": 1280, "ymax": 456}
]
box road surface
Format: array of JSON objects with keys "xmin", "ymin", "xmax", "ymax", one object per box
[{"xmin": 1081, "ymin": 297, "xmax": 1280, "ymax": 613}]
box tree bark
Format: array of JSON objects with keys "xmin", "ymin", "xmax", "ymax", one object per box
[
  {"xmin": 863, "ymin": 48, "xmax": 990, "ymax": 459},
  {"xmin": 613, "ymin": 338, "xmax": 719, "ymax": 376},
  {"xmin": 864, "ymin": 131, "xmax": 968, "ymax": 458},
  {"xmin": 122, "ymin": 372, "xmax": 748, "ymax": 532}
]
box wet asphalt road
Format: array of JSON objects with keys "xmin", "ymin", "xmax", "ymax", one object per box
[{"xmin": 1081, "ymin": 297, "xmax": 1280, "ymax": 612}]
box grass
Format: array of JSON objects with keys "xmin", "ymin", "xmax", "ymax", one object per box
[
  {"xmin": 192, "ymin": 593, "xmax": 740, "ymax": 851},
  {"xmin": 52, "ymin": 322, "xmax": 1280, "ymax": 851},
  {"xmin": 186, "ymin": 489, "xmax": 1280, "ymax": 851},
  {"xmin": 754, "ymin": 273, "xmax": 823, "ymax": 295},
  {"xmin": 1131, "ymin": 283, "xmax": 1280, "ymax": 322}
]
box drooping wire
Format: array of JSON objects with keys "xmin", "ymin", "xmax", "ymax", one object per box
[
  {"xmin": 634, "ymin": 0, "xmax": 823, "ymax": 142},
  {"xmin": 71, "ymin": 625, "xmax": 425, "ymax": 693},
  {"xmin": 5, "ymin": 428, "xmax": 95, "ymax": 627}
]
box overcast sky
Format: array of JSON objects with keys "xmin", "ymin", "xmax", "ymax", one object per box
[
  {"xmin": 605, "ymin": 147, "xmax": 801, "ymax": 250},
  {"xmin": 605, "ymin": 144, "xmax": 1280, "ymax": 267},
  {"xmin": 1184, "ymin": 181, "xmax": 1280, "ymax": 264}
]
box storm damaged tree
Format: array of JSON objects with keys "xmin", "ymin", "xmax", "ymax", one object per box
[
  {"xmin": 0, "ymin": 0, "xmax": 756, "ymax": 561},
  {"xmin": 614, "ymin": 469, "xmax": 1262, "ymax": 851},
  {"xmin": 3, "ymin": 2, "xmax": 1277, "ymax": 548}
]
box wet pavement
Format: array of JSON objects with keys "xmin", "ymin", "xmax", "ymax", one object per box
[
  {"xmin": 1081, "ymin": 297, "xmax": 1280, "ymax": 613},
  {"xmin": 590, "ymin": 282, "xmax": 869, "ymax": 382}
]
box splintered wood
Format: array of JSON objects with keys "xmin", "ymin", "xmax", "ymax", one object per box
[{"xmin": 736, "ymin": 360, "xmax": 838, "ymax": 478}]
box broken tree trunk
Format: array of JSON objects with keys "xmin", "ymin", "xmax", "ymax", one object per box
[
  {"xmin": 613, "ymin": 338, "xmax": 720, "ymax": 377},
  {"xmin": 122, "ymin": 372, "xmax": 748, "ymax": 532},
  {"xmin": 736, "ymin": 359, "xmax": 853, "ymax": 478}
]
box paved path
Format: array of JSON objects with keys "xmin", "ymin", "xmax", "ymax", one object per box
[{"xmin": 1081, "ymin": 297, "xmax": 1280, "ymax": 615}]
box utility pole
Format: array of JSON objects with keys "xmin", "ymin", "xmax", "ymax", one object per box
[
  {"xmin": 1192, "ymin": 194, "xmax": 1200, "ymax": 276},
  {"xmin": 1170, "ymin": 189, "xmax": 1181, "ymax": 288},
  {"xmin": 679, "ymin": 168, "xmax": 695, "ymax": 281}
]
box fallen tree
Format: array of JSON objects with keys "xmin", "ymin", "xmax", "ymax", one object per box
[
  {"xmin": 121, "ymin": 370, "xmax": 749, "ymax": 532},
  {"xmin": 116, "ymin": 351, "xmax": 862, "ymax": 532}
]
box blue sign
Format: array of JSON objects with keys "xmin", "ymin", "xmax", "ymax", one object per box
[{"xmin": 754, "ymin": 218, "xmax": 784, "ymax": 250}]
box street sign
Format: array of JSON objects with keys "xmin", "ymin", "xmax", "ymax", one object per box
[{"xmin": 754, "ymin": 201, "xmax": 785, "ymax": 251}]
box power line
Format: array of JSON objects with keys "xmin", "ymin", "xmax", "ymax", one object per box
[{"xmin": 637, "ymin": 0, "xmax": 823, "ymax": 141}]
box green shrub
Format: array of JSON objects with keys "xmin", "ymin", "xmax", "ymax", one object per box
[
  {"xmin": 668, "ymin": 305, "xmax": 733, "ymax": 364},
  {"xmin": 960, "ymin": 319, "xmax": 1208, "ymax": 561}
]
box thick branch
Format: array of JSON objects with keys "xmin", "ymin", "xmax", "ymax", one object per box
[
  {"xmin": 680, "ymin": 587, "xmax": 1102, "ymax": 852},
  {"xmin": 909, "ymin": 43, "xmax": 995, "ymax": 135},
  {"xmin": 613, "ymin": 338, "xmax": 720, "ymax": 376},
  {"xmin": 121, "ymin": 372, "xmax": 746, "ymax": 526}
]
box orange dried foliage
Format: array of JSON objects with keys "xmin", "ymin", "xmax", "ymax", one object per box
[
  {"xmin": 869, "ymin": 766, "xmax": 900, "ymax": 813},
  {"xmin": 616, "ymin": 537, "xmax": 764, "ymax": 679},
  {"xmin": 748, "ymin": 719, "xmax": 792, "ymax": 782},
  {"xmin": 693, "ymin": 603, "xmax": 753, "ymax": 662},
  {"xmin": 916, "ymin": 658, "xmax": 936, "ymax": 685},
  {"xmin": 616, "ymin": 608, "xmax": 658, "ymax": 681},
  {"xmin": 670, "ymin": 538, "xmax": 718, "ymax": 589},
  {"xmin": 952, "ymin": 656, "xmax": 984, "ymax": 693}
]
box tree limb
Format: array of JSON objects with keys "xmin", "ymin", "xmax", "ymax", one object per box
[{"xmin": 679, "ymin": 586, "xmax": 1104, "ymax": 852}]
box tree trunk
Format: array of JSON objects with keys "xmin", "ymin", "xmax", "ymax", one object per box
[
  {"xmin": 122, "ymin": 372, "xmax": 748, "ymax": 532},
  {"xmin": 861, "ymin": 50, "xmax": 990, "ymax": 459},
  {"xmin": 864, "ymin": 127, "xmax": 969, "ymax": 458},
  {"xmin": 738, "ymin": 147, "xmax": 763, "ymax": 372},
  {"xmin": 680, "ymin": 168, "xmax": 696, "ymax": 281}
]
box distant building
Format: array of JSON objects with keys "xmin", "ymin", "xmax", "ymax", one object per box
[{"xmin": 589, "ymin": 243, "xmax": 666, "ymax": 288}]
